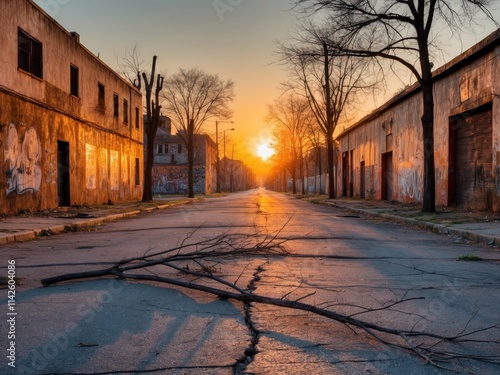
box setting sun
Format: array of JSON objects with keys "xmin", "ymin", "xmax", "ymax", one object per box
[{"xmin": 257, "ymin": 143, "xmax": 275, "ymax": 161}]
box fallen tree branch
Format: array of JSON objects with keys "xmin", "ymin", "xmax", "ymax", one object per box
[{"xmin": 41, "ymin": 229, "xmax": 500, "ymax": 371}]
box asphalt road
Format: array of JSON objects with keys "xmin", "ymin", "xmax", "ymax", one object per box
[{"xmin": 1, "ymin": 188, "xmax": 499, "ymax": 374}]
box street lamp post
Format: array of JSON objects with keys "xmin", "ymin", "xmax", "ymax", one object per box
[
  {"xmin": 222, "ymin": 127, "xmax": 234, "ymax": 192},
  {"xmin": 215, "ymin": 120, "xmax": 233, "ymax": 193}
]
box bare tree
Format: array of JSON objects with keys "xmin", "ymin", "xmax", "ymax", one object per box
[
  {"xmin": 295, "ymin": 0, "xmax": 498, "ymax": 212},
  {"xmin": 120, "ymin": 48, "xmax": 164, "ymax": 202},
  {"xmin": 162, "ymin": 68, "xmax": 235, "ymax": 198},
  {"xmin": 277, "ymin": 22, "xmax": 376, "ymax": 199},
  {"xmin": 267, "ymin": 93, "xmax": 313, "ymax": 194},
  {"xmin": 306, "ymin": 122, "xmax": 327, "ymax": 194}
]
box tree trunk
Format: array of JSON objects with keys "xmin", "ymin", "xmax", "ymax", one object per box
[
  {"xmin": 142, "ymin": 131, "xmax": 155, "ymax": 202},
  {"xmin": 140, "ymin": 56, "xmax": 163, "ymax": 203},
  {"xmin": 326, "ymin": 132, "xmax": 335, "ymax": 199},
  {"xmin": 421, "ymin": 82, "xmax": 436, "ymax": 212},
  {"xmin": 187, "ymin": 121, "xmax": 195, "ymax": 198},
  {"xmin": 419, "ymin": 36, "xmax": 436, "ymax": 213},
  {"xmin": 300, "ymin": 159, "xmax": 306, "ymax": 196},
  {"xmin": 323, "ymin": 41, "xmax": 335, "ymax": 200}
]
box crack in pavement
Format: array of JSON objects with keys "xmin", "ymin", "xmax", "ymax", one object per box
[{"xmin": 233, "ymin": 264, "xmax": 266, "ymax": 374}]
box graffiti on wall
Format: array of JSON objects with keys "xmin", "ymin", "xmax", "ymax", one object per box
[
  {"xmin": 495, "ymin": 165, "xmax": 500, "ymax": 196},
  {"xmin": 5, "ymin": 123, "xmax": 42, "ymax": 195},
  {"xmin": 152, "ymin": 166, "xmax": 206, "ymax": 194},
  {"xmin": 86, "ymin": 143, "xmax": 97, "ymax": 189},
  {"xmin": 110, "ymin": 150, "xmax": 119, "ymax": 191},
  {"xmin": 398, "ymin": 168, "xmax": 422, "ymax": 202},
  {"xmin": 99, "ymin": 148, "xmax": 108, "ymax": 189}
]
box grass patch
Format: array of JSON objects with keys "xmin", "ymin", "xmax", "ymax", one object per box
[
  {"xmin": 457, "ymin": 254, "xmax": 482, "ymax": 261},
  {"xmin": 0, "ymin": 276, "xmax": 23, "ymax": 288}
]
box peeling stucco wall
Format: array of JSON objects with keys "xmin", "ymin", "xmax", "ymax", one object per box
[
  {"xmin": 0, "ymin": 0, "xmax": 143, "ymax": 214},
  {"xmin": 336, "ymin": 30, "xmax": 500, "ymax": 210}
]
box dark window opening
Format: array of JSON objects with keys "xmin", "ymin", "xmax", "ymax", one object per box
[
  {"xmin": 123, "ymin": 99, "xmax": 129, "ymax": 124},
  {"xmin": 135, "ymin": 158, "xmax": 140, "ymax": 186},
  {"xmin": 18, "ymin": 29, "xmax": 43, "ymax": 78},
  {"xmin": 97, "ymin": 83, "xmax": 105, "ymax": 113},
  {"xmin": 135, "ymin": 107, "xmax": 140, "ymax": 129},
  {"xmin": 113, "ymin": 93, "xmax": 119, "ymax": 118},
  {"xmin": 178, "ymin": 144, "xmax": 182, "ymax": 153},
  {"xmin": 70, "ymin": 64, "xmax": 79, "ymax": 97}
]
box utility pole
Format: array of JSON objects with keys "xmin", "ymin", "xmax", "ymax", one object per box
[
  {"xmin": 215, "ymin": 120, "xmax": 233, "ymax": 193},
  {"xmin": 222, "ymin": 127, "xmax": 234, "ymax": 191}
]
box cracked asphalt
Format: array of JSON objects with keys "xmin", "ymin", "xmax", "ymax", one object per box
[{"xmin": 1, "ymin": 188, "xmax": 500, "ymax": 374}]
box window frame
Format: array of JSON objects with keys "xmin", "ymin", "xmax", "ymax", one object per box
[
  {"xmin": 123, "ymin": 99, "xmax": 129, "ymax": 124},
  {"xmin": 97, "ymin": 82, "xmax": 105, "ymax": 113},
  {"xmin": 70, "ymin": 64, "xmax": 79, "ymax": 97},
  {"xmin": 135, "ymin": 107, "xmax": 140, "ymax": 129},
  {"xmin": 113, "ymin": 93, "xmax": 119, "ymax": 118},
  {"xmin": 18, "ymin": 28, "xmax": 43, "ymax": 79}
]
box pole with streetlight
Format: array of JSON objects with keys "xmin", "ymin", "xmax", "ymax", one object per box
[
  {"xmin": 222, "ymin": 127, "xmax": 234, "ymax": 192},
  {"xmin": 215, "ymin": 120, "xmax": 233, "ymax": 193}
]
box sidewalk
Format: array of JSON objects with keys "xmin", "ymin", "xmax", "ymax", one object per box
[
  {"xmin": 322, "ymin": 198, "xmax": 500, "ymax": 247},
  {"xmin": 0, "ymin": 196, "xmax": 196, "ymax": 245}
]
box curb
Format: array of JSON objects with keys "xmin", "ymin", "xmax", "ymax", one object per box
[
  {"xmin": 0, "ymin": 200, "xmax": 193, "ymax": 245},
  {"xmin": 325, "ymin": 201, "xmax": 500, "ymax": 246}
]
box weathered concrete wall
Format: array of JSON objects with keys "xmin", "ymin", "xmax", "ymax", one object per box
[
  {"xmin": 0, "ymin": 0, "xmax": 143, "ymax": 214},
  {"xmin": 152, "ymin": 131, "xmax": 217, "ymax": 195},
  {"xmin": 337, "ymin": 29, "xmax": 500, "ymax": 210},
  {"xmin": 0, "ymin": 91, "xmax": 143, "ymax": 214},
  {"xmin": 0, "ymin": 0, "xmax": 143, "ymax": 142}
]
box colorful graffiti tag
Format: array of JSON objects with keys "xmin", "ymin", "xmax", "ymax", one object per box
[{"xmin": 5, "ymin": 123, "xmax": 42, "ymax": 195}]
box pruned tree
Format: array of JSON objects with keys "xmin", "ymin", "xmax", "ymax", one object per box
[
  {"xmin": 277, "ymin": 21, "xmax": 377, "ymax": 199},
  {"xmin": 120, "ymin": 48, "xmax": 164, "ymax": 202},
  {"xmin": 162, "ymin": 68, "xmax": 235, "ymax": 198},
  {"xmin": 294, "ymin": 0, "xmax": 498, "ymax": 212},
  {"xmin": 266, "ymin": 93, "xmax": 314, "ymax": 195}
]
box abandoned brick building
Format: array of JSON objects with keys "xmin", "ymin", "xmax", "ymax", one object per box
[{"xmin": 0, "ymin": 0, "xmax": 143, "ymax": 215}]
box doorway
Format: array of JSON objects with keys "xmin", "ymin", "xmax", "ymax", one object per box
[
  {"xmin": 382, "ymin": 152, "xmax": 393, "ymax": 201},
  {"xmin": 57, "ymin": 141, "xmax": 70, "ymax": 206},
  {"xmin": 360, "ymin": 161, "xmax": 365, "ymax": 199},
  {"xmin": 448, "ymin": 103, "xmax": 493, "ymax": 209},
  {"xmin": 342, "ymin": 152, "xmax": 348, "ymax": 197}
]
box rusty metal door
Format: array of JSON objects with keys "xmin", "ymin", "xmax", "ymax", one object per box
[{"xmin": 449, "ymin": 103, "xmax": 492, "ymax": 210}]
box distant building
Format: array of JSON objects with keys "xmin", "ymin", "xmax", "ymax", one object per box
[
  {"xmin": 336, "ymin": 29, "xmax": 500, "ymax": 210},
  {"xmin": 150, "ymin": 118, "xmax": 217, "ymax": 195},
  {"xmin": 221, "ymin": 157, "xmax": 255, "ymax": 192},
  {"xmin": 0, "ymin": 0, "xmax": 143, "ymax": 215}
]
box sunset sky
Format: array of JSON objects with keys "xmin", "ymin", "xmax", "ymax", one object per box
[{"xmin": 36, "ymin": 0, "xmax": 499, "ymax": 174}]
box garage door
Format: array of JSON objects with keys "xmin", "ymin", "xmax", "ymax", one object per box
[{"xmin": 450, "ymin": 103, "xmax": 493, "ymax": 210}]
